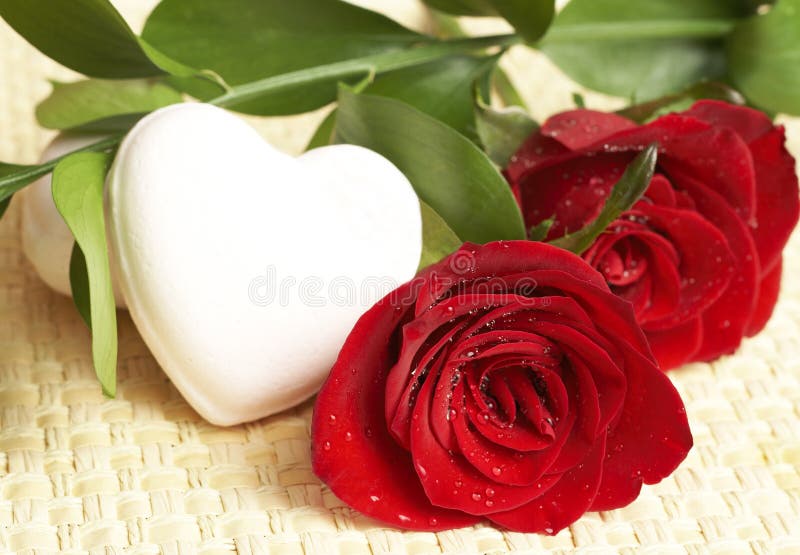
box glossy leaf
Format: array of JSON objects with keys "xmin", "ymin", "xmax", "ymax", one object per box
[
  {"xmin": 728, "ymin": 0, "xmax": 800, "ymax": 115},
  {"xmin": 36, "ymin": 79, "xmax": 183, "ymax": 132},
  {"xmin": 475, "ymin": 95, "xmax": 538, "ymax": 167},
  {"xmin": 419, "ymin": 201, "xmax": 462, "ymax": 270},
  {"xmin": 541, "ymin": 0, "xmax": 749, "ymax": 101},
  {"xmin": 336, "ymin": 88, "xmax": 525, "ymax": 243},
  {"xmin": 617, "ymin": 81, "xmax": 745, "ymax": 123},
  {"xmin": 366, "ymin": 55, "xmax": 498, "ymax": 140},
  {"xmin": 550, "ymin": 144, "xmax": 658, "ymax": 255},
  {"xmin": 52, "ymin": 152, "xmax": 117, "ymax": 397},
  {"xmin": 0, "ymin": 0, "xmax": 161, "ymax": 77},
  {"xmin": 141, "ymin": 0, "xmax": 425, "ymax": 115},
  {"xmin": 424, "ymin": 0, "xmax": 554, "ymax": 42}
]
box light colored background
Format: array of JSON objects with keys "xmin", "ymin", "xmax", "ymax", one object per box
[{"xmin": 1, "ymin": 1, "xmax": 799, "ymax": 553}]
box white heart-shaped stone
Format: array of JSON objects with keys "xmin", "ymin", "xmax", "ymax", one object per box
[{"xmin": 107, "ymin": 103, "xmax": 421, "ymax": 425}]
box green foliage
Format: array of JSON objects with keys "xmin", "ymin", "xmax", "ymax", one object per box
[
  {"xmin": 336, "ymin": 88, "xmax": 525, "ymax": 244},
  {"xmin": 52, "ymin": 152, "xmax": 118, "ymax": 397}
]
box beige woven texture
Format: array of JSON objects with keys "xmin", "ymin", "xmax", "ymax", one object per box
[{"xmin": 2, "ymin": 2, "xmax": 800, "ymax": 553}]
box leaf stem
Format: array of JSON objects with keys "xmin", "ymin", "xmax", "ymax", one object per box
[
  {"xmin": 210, "ymin": 34, "xmax": 521, "ymax": 109},
  {"xmin": 540, "ymin": 20, "xmax": 736, "ymax": 44},
  {"xmin": 0, "ymin": 134, "xmax": 123, "ymax": 202}
]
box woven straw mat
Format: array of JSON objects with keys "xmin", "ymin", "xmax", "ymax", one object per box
[{"xmin": 2, "ymin": 1, "xmax": 800, "ymax": 553}]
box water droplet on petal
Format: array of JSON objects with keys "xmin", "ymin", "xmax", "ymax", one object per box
[
  {"xmin": 323, "ymin": 441, "xmax": 331, "ymax": 451},
  {"xmin": 491, "ymin": 466, "xmax": 502, "ymax": 476},
  {"xmin": 472, "ymin": 492, "xmax": 482, "ymax": 501}
]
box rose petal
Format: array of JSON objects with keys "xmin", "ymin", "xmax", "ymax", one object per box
[
  {"xmin": 410, "ymin": 370, "xmax": 562, "ymax": 514},
  {"xmin": 542, "ymin": 110, "xmax": 637, "ymax": 151},
  {"xmin": 505, "ymin": 132, "xmax": 572, "ymax": 185},
  {"xmin": 683, "ymin": 100, "xmax": 774, "ymax": 143},
  {"xmin": 591, "ymin": 345, "xmax": 692, "ymax": 511},
  {"xmin": 638, "ymin": 204, "xmax": 736, "ymax": 330},
  {"xmin": 644, "ymin": 317, "xmax": 703, "ymax": 370},
  {"xmin": 746, "ymin": 257, "xmax": 783, "ymax": 337},
  {"xmin": 312, "ymin": 281, "xmax": 479, "ymax": 531},
  {"xmin": 487, "ymin": 434, "xmax": 607, "ymax": 534},
  {"xmin": 606, "ymin": 114, "xmax": 757, "ymax": 221},
  {"xmin": 664, "ymin": 168, "xmax": 760, "ymax": 361},
  {"xmin": 747, "ymin": 128, "xmax": 800, "ymax": 273}
]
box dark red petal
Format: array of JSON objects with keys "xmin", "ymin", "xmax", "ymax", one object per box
[
  {"xmin": 505, "ymin": 132, "xmax": 572, "ymax": 185},
  {"xmin": 639, "ymin": 204, "xmax": 736, "ymax": 330},
  {"xmin": 682, "ymin": 100, "xmax": 774, "ymax": 143},
  {"xmin": 607, "ymin": 114, "xmax": 757, "ymax": 222},
  {"xmin": 416, "ymin": 242, "xmax": 611, "ymax": 312},
  {"xmin": 542, "ymin": 110, "xmax": 637, "ymax": 151},
  {"xmin": 644, "ymin": 317, "xmax": 703, "ymax": 371},
  {"xmin": 515, "ymin": 153, "xmax": 635, "ymax": 239},
  {"xmin": 312, "ymin": 282, "xmax": 479, "ymax": 531},
  {"xmin": 591, "ymin": 345, "xmax": 692, "ymax": 511},
  {"xmin": 410, "ymin": 370, "xmax": 561, "ymax": 514},
  {"xmin": 643, "ymin": 174, "xmax": 677, "ymax": 207},
  {"xmin": 487, "ymin": 434, "xmax": 607, "ymax": 534},
  {"xmin": 665, "ymin": 168, "xmax": 760, "ymax": 361},
  {"xmin": 747, "ymin": 128, "xmax": 800, "ymax": 273},
  {"xmin": 746, "ymin": 258, "xmax": 783, "ymax": 337}
]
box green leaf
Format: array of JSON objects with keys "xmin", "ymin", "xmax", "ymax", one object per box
[
  {"xmin": 550, "ymin": 144, "xmax": 658, "ymax": 255},
  {"xmin": 475, "ymin": 94, "xmax": 538, "ymax": 167},
  {"xmin": 364, "ymin": 55, "xmax": 498, "ymax": 140},
  {"xmin": 0, "ymin": 196, "xmax": 10, "ymax": 219},
  {"xmin": 141, "ymin": 0, "xmax": 425, "ymax": 115},
  {"xmin": 528, "ymin": 218, "xmax": 554, "ymax": 241},
  {"xmin": 0, "ymin": 0, "xmax": 161, "ymax": 78},
  {"xmin": 336, "ymin": 88, "xmax": 525, "ymax": 243},
  {"xmin": 69, "ymin": 244, "xmax": 92, "ymax": 328},
  {"xmin": 617, "ymin": 81, "xmax": 745, "ymax": 123},
  {"xmin": 419, "ymin": 201, "xmax": 463, "ymax": 270},
  {"xmin": 491, "ymin": 1, "xmax": 555, "ymax": 43},
  {"xmin": 728, "ymin": 0, "xmax": 800, "ymax": 115},
  {"xmin": 541, "ymin": 0, "xmax": 749, "ymax": 101},
  {"xmin": 424, "ymin": 0, "xmax": 554, "ymax": 42},
  {"xmin": 36, "ymin": 79, "xmax": 183, "ymax": 132},
  {"xmin": 52, "ymin": 152, "xmax": 117, "ymax": 397},
  {"xmin": 422, "ymin": 0, "xmax": 497, "ymax": 16}
]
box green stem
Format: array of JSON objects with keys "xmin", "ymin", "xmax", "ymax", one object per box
[
  {"xmin": 211, "ymin": 34, "xmax": 520, "ymax": 109},
  {"xmin": 0, "ymin": 134, "xmax": 123, "ymax": 201},
  {"xmin": 540, "ymin": 20, "xmax": 736, "ymax": 44}
]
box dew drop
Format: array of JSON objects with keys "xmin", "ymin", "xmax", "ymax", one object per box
[
  {"xmin": 398, "ymin": 514, "xmax": 411, "ymax": 523},
  {"xmin": 471, "ymin": 492, "xmax": 482, "ymax": 501},
  {"xmin": 485, "ymin": 500, "xmax": 494, "ymax": 508},
  {"xmin": 370, "ymin": 495, "xmax": 381, "ymax": 502},
  {"xmin": 429, "ymin": 517, "xmax": 438, "ymax": 526},
  {"xmin": 491, "ymin": 466, "xmax": 502, "ymax": 477},
  {"xmin": 323, "ymin": 441, "xmax": 331, "ymax": 451},
  {"xmin": 328, "ymin": 414, "xmax": 336, "ymax": 423},
  {"xmin": 455, "ymin": 480, "xmax": 463, "ymax": 488},
  {"xmin": 544, "ymin": 527, "xmax": 554, "ymax": 534},
  {"xmin": 485, "ymin": 487, "xmax": 495, "ymax": 497},
  {"xmin": 344, "ymin": 432, "xmax": 353, "ymax": 442}
]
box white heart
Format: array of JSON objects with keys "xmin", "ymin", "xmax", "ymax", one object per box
[{"xmin": 107, "ymin": 103, "xmax": 422, "ymax": 425}]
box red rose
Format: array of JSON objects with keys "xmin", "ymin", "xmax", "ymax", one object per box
[
  {"xmin": 505, "ymin": 100, "xmax": 799, "ymax": 370},
  {"xmin": 312, "ymin": 241, "xmax": 692, "ymax": 533}
]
